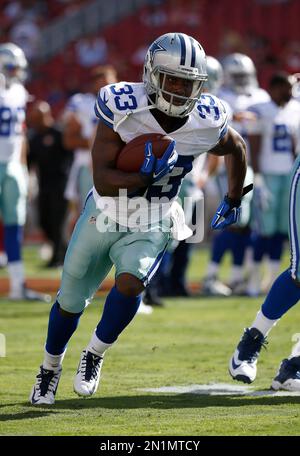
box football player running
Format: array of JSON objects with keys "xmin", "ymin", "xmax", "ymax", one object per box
[
  {"xmin": 0, "ymin": 43, "xmax": 49, "ymax": 302},
  {"xmin": 30, "ymin": 33, "xmax": 247, "ymax": 405}
]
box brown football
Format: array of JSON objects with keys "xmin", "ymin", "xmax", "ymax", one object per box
[{"xmin": 116, "ymin": 133, "xmax": 174, "ymax": 173}]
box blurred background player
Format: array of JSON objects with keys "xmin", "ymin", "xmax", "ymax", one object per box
[
  {"xmin": 27, "ymin": 101, "xmax": 73, "ymax": 267},
  {"xmin": 63, "ymin": 65, "xmax": 118, "ymax": 216},
  {"xmin": 202, "ymin": 53, "xmax": 269, "ymax": 296},
  {"xmin": 229, "ymin": 151, "xmax": 300, "ymax": 391},
  {"xmin": 0, "ymin": 43, "xmax": 49, "ymax": 301},
  {"xmin": 246, "ymin": 72, "xmax": 300, "ymax": 296}
]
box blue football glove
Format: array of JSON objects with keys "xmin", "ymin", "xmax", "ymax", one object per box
[
  {"xmin": 211, "ymin": 194, "xmax": 241, "ymax": 230},
  {"xmin": 140, "ymin": 140, "xmax": 178, "ymax": 184}
]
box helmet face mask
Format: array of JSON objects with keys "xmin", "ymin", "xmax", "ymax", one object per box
[
  {"xmin": 143, "ymin": 33, "xmax": 208, "ymax": 117},
  {"xmin": 0, "ymin": 43, "xmax": 27, "ymax": 87}
]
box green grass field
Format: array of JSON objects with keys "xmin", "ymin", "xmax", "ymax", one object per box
[{"xmin": 1, "ymin": 246, "xmax": 300, "ymax": 436}]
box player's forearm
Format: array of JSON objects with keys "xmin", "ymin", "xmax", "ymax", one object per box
[
  {"xmin": 20, "ymin": 136, "xmax": 28, "ymax": 166},
  {"xmin": 224, "ymin": 141, "xmax": 247, "ymax": 200},
  {"xmin": 93, "ymin": 168, "xmax": 146, "ymax": 196},
  {"xmin": 248, "ymin": 134, "xmax": 261, "ymax": 174},
  {"xmin": 63, "ymin": 134, "xmax": 90, "ymax": 150}
]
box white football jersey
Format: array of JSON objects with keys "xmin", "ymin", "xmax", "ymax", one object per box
[
  {"xmin": 219, "ymin": 87, "xmax": 270, "ymax": 113},
  {"xmin": 218, "ymin": 86, "xmax": 270, "ymax": 169},
  {"xmin": 65, "ymin": 93, "xmax": 97, "ymax": 166},
  {"xmin": 0, "ymin": 82, "xmax": 27, "ymax": 163},
  {"xmin": 94, "ymin": 82, "xmax": 228, "ymax": 224},
  {"xmin": 218, "ymin": 86, "xmax": 270, "ymax": 135},
  {"xmin": 247, "ymin": 98, "xmax": 300, "ymax": 174}
]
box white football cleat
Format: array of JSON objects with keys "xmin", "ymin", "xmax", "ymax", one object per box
[
  {"xmin": 74, "ymin": 349, "xmax": 103, "ymax": 397},
  {"xmin": 229, "ymin": 328, "xmax": 267, "ymax": 384},
  {"xmin": 30, "ymin": 365, "xmax": 62, "ymax": 405},
  {"xmin": 137, "ymin": 300, "xmax": 153, "ymax": 315},
  {"xmin": 271, "ymin": 357, "xmax": 300, "ymax": 391},
  {"xmin": 9, "ymin": 285, "xmax": 51, "ymax": 303}
]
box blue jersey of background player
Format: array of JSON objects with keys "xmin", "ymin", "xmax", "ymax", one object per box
[{"xmin": 29, "ymin": 33, "xmax": 247, "ymax": 405}]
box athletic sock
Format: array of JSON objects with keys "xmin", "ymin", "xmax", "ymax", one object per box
[
  {"xmin": 262, "ymin": 269, "xmax": 300, "ymax": 319},
  {"xmin": 43, "ymin": 349, "xmax": 66, "ymax": 372},
  {"xmin": 251, "ymin": 310, "xmax": 279, "ymax": 337},
  {"xmin": 45, "ymin": 301, "xmax": 82, "ymax": 355},
  {"xmin": 96, "ymin": 286, "xmax": 141, "ymax": 344},
  {"xmin": 86, "ymin": 332, "xmax": 112, "ymax": 357}
]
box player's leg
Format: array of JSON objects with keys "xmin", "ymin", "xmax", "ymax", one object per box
[
  {"xmin": 262, "ymin": 176, "xmax": 289, "ymax": 292},
  {"xmin": 74, "ymin": 223, "xmax": 170, "ymax": 397},
  {"xmin": 269, "ymin": 167, "xmax": 300, "ymax": 391},
  {"xmin": 1, "ymin": 162, "xmax": 34, "ymax": 299},
  {"xmin": 202, "ymin": 170, "xmax": 232, "ymax": 296},
  {"xmin": 229, "ymin": 160, "xmax": 300, "ymax": 383},
  {"xmin": 47, "ymin": 191, "xmax": 68, "ymax": 266},
  {"xmin": 228, "ymin": 229, "xmax": 251, "ymax": 294},
  {"xmin": 2, "ymin": 164, "xmax": 52, "ymax": 301},
  {"xmin": 78, "ymin": 164, "xmax": 93, "ymax": 210},
  {"xmin": 229, "ymin": 166, "xmax": 253, "ymax": 294},
  {"xmin": 247, "ymin": 174, "xmax": 279, "ymax": 296},
  {"xmin": 30, "ymin": 194, "xmax": 115, "ymax": 404},
  {"xmin": 202, "ymin": 230, "xmax": 232, "ymax": 296}
]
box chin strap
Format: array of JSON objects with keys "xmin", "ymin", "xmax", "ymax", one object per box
[{"xmin": 115, "ymin": 104, "xmax": 156, "ymax": 132}]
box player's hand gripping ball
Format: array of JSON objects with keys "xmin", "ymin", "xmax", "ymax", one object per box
[{"xmin": 116, "ymin": 133, "xmax": 177, "ymax": 184}]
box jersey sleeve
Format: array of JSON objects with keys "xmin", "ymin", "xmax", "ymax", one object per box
[
  {"xmin": 218, "ymin": 99, "xmax": 229, "ymax": 140},
  {"xmin": 94, "ymin": 85, "xmax": 115, "ymax": 129},
  {"xmin": 199, "ymin": 94, "xmax": 229, "ymax": 139},
  {"xmin": 65, "ymin": 94, "xmax": 82, "ymax": 113},
  {"xmin": 95, "ymin": 82, "xmax": 142, "ymax": 131}
]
